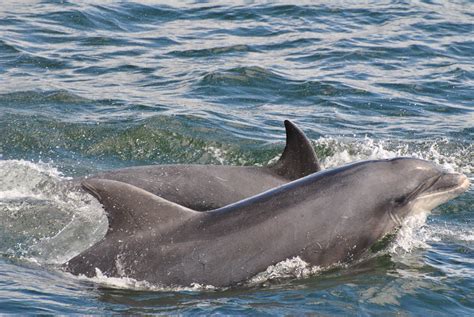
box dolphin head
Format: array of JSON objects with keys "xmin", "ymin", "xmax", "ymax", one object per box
[
  {"xmin": 294, "ymin": 157, "xmax": 469, "ymax": 266},
  {"xmin": 373, "ymin": 158, "xmax": 470, "ymax": 223},
  {"xmin": 323, "ymin": 157, "xmax": 470, "ymax": 261}
]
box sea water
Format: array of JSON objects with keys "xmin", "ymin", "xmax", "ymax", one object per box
[{"xmin": 0, "ymin": 1, "xmax": 472, "ymax": 315}]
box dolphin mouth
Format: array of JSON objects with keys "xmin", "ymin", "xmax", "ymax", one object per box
[
  {"xmin": 417, "ymin": 173, "xmax": 470, "ymax": 200},
  {"xmin": 413, "ymin": 173, "xmax": 469, "ymax": 211}
]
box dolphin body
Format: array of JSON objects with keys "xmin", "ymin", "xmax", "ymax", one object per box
[
  {"xmin": 84, "ymin": 120, "xmax": 321, "ymax": 211},
  {"xmin": 65, "ymin": 157, "xmax": 469, "ymax": 287}
]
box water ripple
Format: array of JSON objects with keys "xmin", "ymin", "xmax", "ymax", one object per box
[{"xmin": 0, "ymin": 1, "xmax": 473, "ymax": 314}]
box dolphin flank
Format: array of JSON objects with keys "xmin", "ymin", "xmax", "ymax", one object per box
[{"xmin": 64, "ymin": 157, "xmax": 470, "ymax": 287}]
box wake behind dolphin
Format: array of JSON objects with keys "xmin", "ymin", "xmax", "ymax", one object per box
[{"xmin": 64, "ymin": 157, "xmax": 469, "ymax": 287}]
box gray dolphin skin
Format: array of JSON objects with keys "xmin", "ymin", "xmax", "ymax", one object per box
[
  {"xmin": 64, "ymin": 157, "xmax": 469, "ymax": 287},
  {"xmin": 86, "ymin": 120, "xmax": 320, "ymax": 211}
]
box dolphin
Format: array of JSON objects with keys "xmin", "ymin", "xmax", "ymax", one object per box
[
  {"xmin": 83, "ymin": 120, "xmax": 321, "ymax": 211},
  {"xmin": 64, "ymin": 157, "xmax": 469, "ymax": 287}
]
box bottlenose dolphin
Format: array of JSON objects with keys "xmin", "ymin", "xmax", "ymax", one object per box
[
  {"xmin": 64, "ymin": 158, "xmax": 469, "ymax": 287},
  {"xmin": 85, "ymin": 120, "xmax": 321, "ymax": 210}
]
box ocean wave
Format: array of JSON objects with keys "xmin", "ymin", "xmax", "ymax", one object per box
[
  {"xmin": 0, "ymin": 111, "xmax": 472, "ymax": 174},
  {"xmin": 0, "ymin": 90, "xmax": 90, "ymax": 105},
  {"xmin": 169, "ymin": 44, "xmax": 251, "ymax": 58}
]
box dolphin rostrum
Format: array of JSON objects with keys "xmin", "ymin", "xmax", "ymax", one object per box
[
  {"xmin": 84, "ymin": 120, "xmax": 321, "ymax": 210},
  {"xmin": 64, "ymin": 158, "xmax": 470, "ymax": 287}
]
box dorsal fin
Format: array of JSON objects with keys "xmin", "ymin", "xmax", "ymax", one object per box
[
  {"xmin": 270, "ymin": 120, "xmax": 321, "ymax": 180},
  {"xmin": 82, "ymin": 179, "xmax": 197, "ymax": 237}
]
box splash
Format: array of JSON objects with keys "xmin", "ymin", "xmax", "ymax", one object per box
[
  {"xmin": 313, "ymin": 137, "xmax": 472, "ymax": 174},
  {"xmin": 247, "ymin": 257, "xmax": 322, "ymax": 286},
  {"xmin": 70, "ymin": 268, "xmax": 217, "ymax": 292},
  {"xmin": 389, "ymin": 212, "xmax": 431, "ymax": 254},
  {"xmin": 0, "ymin": 160, "xmax": 107, "ymax": 264}
]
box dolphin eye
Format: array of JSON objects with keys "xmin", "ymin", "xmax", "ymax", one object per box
[
  {"xmin": 394, "ymin": 180, "xmax": 429, "ymax": 206},
  {"xmin": 394, "ymin": 195, "xmax": 407, "ymax": 206}
]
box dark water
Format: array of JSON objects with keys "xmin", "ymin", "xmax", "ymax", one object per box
[{"xmin": 0, "ymin": 1, "xmax": 473, "ymax": 315}]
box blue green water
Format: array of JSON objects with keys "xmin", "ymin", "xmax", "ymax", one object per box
[{"xmin": 0, "ymin": 1, "xmax": 473, "ymax": 315}]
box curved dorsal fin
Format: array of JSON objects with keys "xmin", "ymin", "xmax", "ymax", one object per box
[
  {"xmin": 270, "ymin": 120, "xmax": 321, "ymax": 180},
  {"xmin": 82, "ymin": 179, "xmax": 197, "ymax": 237}
]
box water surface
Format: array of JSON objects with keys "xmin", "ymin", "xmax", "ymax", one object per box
[{"xmin": 0, "ymin": 1, "xmax": 473, "ymax": 315}]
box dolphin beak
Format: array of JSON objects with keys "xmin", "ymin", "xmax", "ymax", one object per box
[
  {"xmin": 433, "ymin": 172, "xmax": 470, "ymax": 196},
  {"xmin": 414, "ymin": 172, "xmax": 470, "ymax": 211},
  {"xmin": 461, "ymin": 174, "xmax": 471, "ymax": 190}
]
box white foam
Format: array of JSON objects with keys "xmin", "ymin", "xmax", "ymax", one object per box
[
  {"xmin": 310, "ymin": 137, "xmax": 472, "ymax": 175},
  {"xmin": 461, "ymin": 234, "xmax": 474, "ymax": 241},
  {"xmin": 247, "ymin": 256, "xmax": 322, "ymax": 286},
  {"xmin": 389, "ymin": 211, "xmax": 431, "ymax": 254},
  {"xmin": 72, "ymin": 268, "xmax": 217, "ymax": 292},
  {"xmin": 204, "ymin": 145, "xmax": 228, "ymax": 165},
  {"xmin": 420, "ymin": 223, "xmax": 474, "ymax": 243},
  {"xmin": 0, "ymin": 159, "xmax": 107, "ymax": 264}
]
